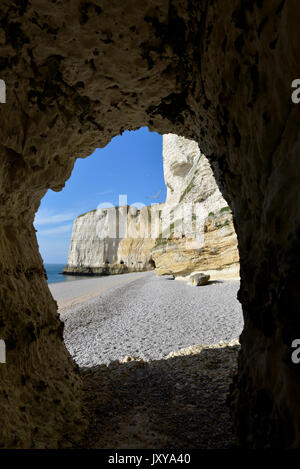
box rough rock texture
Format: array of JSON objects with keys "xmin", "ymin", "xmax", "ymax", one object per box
[
  {"xmin": 64, "ymin": 205, "xmax": 158, "ymax": 274},
  {"xmin": 187, "ymin": 272, "xmax": 210, "ymax": 286},
  {"xmin": 116, "ymin": 204, "xmax": 161, "ymax": 270},
  {"xmin": 153, "ymin": 209, "xmax": 239, "ymax": 279},
  {"xmin": 162, "ymin": 134, "xmax": 225, "ymax": 219},
  {"xmin": 0, "ymin": 0, "xmax": 299, "ymax": 449},
  {"xmin": 152, "ymin": 134, "xmax": 239, "ymax": 280}
]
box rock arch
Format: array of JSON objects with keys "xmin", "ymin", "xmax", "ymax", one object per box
[{"xmin": 0, "ymin": 0, "xmax": 299, "ymax": 448}]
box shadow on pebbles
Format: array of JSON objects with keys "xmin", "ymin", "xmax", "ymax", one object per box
[{"xmin": 78, "ymin": 339, "xmax": 240, "ymax": 449}]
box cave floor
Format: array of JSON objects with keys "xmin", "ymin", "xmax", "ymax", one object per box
[{"xmin": 78, "ymin": 341, "xmax": 239, "ymax": 449}]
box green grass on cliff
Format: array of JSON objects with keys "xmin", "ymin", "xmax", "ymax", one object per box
[
  {"xmin": 179, "ymin": 181, "xmax": 195, "ymax": 203},
  {"xmin": 77, "ymin": 209, "xmax": 98, "ymax": 218},
  {"xmin": 155, "ymin": 237, "xmax": 168, "ymax": 247},
  {"xmin": 221, "ymin": 219, "xmax": 230, "ymax": 227},
  {"xmin": 220, "ymin": 206, "xmax": 230, "ymax": 213}
]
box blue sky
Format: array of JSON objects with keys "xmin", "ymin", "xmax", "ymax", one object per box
[{"xmin": 34, "ymin": 127, "xmax": 165, "ymax": 264}]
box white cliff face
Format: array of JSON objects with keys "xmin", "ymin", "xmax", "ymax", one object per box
[
  {"xmin": 64, "ymin": 134, "xmax": 239, "ymax": 279},
  {"xmin": 117, "ymin": 205, "xmax": 159, "ymax": 270},
  {"xmin": 161, "ymin": 134, "xmax": 226, "ymax": 236},
  {"xmin": 66, "ymin": 208, "xmax": 121, "ymax": 268},
  {"xmin": 153, "ymin": 134, "xmax": 239, "ymax": 280},
  {"xmin": 65, "ymin": 205, "xmax": 159, "ymax": 273}
]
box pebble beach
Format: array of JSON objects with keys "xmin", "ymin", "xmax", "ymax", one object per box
[
  {"xmin": 50, "ymin": 271, "xmax": 243, "ymax": 367},
  {"xmin": 49, "ymin": 271, "xmax": 243, "ymax": 448}
]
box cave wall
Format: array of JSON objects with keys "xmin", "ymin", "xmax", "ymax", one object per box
[{"xmin": 0, "ymin": 0, "xmax": 299, "ymax": 447}]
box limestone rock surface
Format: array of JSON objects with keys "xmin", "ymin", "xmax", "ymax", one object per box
[
  {"xmin": 153, "ymin": 135, "xmax": 239, "ymax": 280},
  {"xmin": 64, "ymin": 205, "xmax": 158, "ymax": 274},
  {"xmin": 0, "ymin": 0, "xmax": 297, "ymax": 449},
  {"xmin": 65, "ymin": 135, "xmax": 239, "ymax": 281},
  {"xmin": 187, "ymin": 272, "xmax": 210, "ymax": 286}
]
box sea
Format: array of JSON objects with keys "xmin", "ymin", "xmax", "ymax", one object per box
[{"xmin": 45, "ymin": 263, "xmax": 89, "ymax": 284}]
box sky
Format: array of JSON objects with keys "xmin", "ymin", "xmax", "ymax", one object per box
[{"xmin": 34, "ymin": 127, "xmax": 166, "ymax": 264}]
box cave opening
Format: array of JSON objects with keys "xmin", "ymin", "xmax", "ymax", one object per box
[
  {"xmin": 34, "ymin": 127, "xmax": 242, "ymax": 448},
  {"xmin": 0, "ymin": 0, "xmax": 296, "ymax": 449}
]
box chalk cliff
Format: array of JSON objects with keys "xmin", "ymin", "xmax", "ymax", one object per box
[
  {"xmin": 0, "ymin": 0, "xmax": 296, "ymax": 448},
  {"xmin": 152, "ymin": 135, "xmax": 239, "ymax": 280},
  {"xmin": 63, "ymin": 135, "xmax": 239, "ymax": 280},
  {"xmin": 63, "ymin": 205, "xmax": 159, "ymax": 275}
]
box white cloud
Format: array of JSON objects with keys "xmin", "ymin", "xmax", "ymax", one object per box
[
  {"xmin": 37, "ymin": 224, "xmax": 73, "ymax": 237},
  {"xmin": 34, "ymin": 209, "xmax": 76, "ymax": 226}
]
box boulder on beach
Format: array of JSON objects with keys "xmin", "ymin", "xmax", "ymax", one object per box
[{"xmin": 187, "ymin": 272, "xmax": 210, "ymax": 286}]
